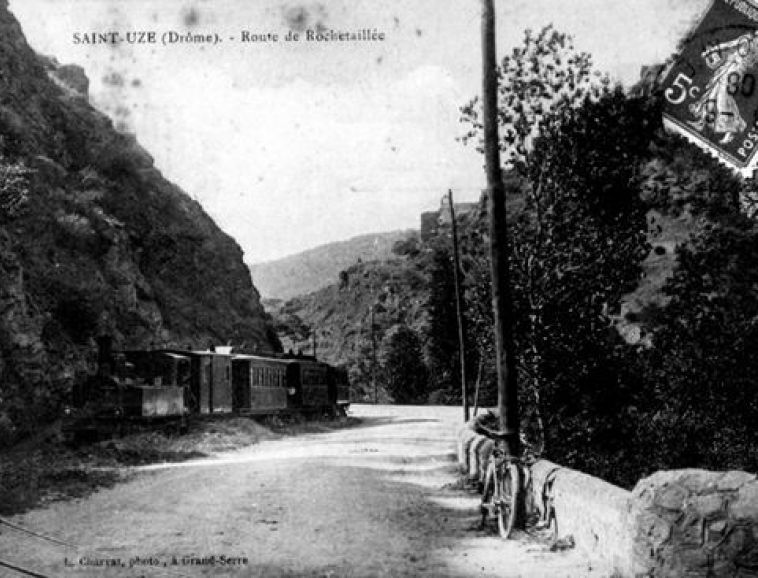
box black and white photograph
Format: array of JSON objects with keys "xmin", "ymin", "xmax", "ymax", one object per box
[{"xmin": 1, "ymin": 0, "xmax": 758, "ymax": 576}]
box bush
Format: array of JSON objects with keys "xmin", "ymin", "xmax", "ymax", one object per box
[{"xmin": 0, "ymin": 154, "xmax": 32, "ymax": 220}]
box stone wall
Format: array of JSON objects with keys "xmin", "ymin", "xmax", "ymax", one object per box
[
  {"xmin": 531, "ymin": 459, "xmax": 633, "ymax": 574},
  {"xmin": 456, "ymin": 422, "xmax": 758, "ymax": 577},
  {"xmin": 629, "ymin": 469, "xmax": 758, "ymax": 577},
  {"xmin": 457, "ymin": 423, "xmax": 633, "ymax": 574}
]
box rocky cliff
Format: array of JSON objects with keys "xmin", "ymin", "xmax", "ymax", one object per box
[{"xmin": 0, "ymin": 1, "xmax": 278, "ymax": 443}]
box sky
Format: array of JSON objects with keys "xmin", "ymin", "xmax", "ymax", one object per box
[{"xmin": 10, "ymin": 0, "xmax": 711, "ymax": 263}]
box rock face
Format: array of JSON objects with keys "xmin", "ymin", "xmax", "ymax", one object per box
[{"xmin": 0, "ymin": 1, "xmax": 278, "ymax": 444}]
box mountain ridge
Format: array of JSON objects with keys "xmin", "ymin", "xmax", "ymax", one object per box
[{"xmin": 250, "ymin": 229, "xmax": 413, "ymax": 300}]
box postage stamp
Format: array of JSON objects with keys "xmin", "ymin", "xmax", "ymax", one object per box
[{"xmin": 662, "ymin": 0, "xmax": 758, "ymax": 175}]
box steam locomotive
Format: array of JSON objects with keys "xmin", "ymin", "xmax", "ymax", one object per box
[{"xmin": 62, "ymin": 338, "xmax": 350, "ymax": 442}]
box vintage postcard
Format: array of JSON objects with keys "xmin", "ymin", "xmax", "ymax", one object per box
[{"xmin": 1, "ymin": 0, "xmax": 757, "ymax": 577}]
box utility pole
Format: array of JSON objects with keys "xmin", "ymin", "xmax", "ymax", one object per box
[
  {"xmin": 371, "ymin": 303, "xmax": 377, "ymax": 404},
  {"xmin": 448, "ymin": 190, "xmax": 469, "ymax": 422},
  {"xmin": 370, "ymin": 269, "xmax": 378, "ymax": 404},
  {"xmin": 482, "ymin": 0, "xmax": 520, "ymax": 459}
]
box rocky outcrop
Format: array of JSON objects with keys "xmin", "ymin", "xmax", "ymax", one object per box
[{"xmin": 0, "ymin": 1, "xmax": 278, "ymax": 444}]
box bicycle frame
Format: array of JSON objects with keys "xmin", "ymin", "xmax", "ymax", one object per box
[{"xmin": 480, "ymin": 444, "xmax": 521, "ymax": 539}]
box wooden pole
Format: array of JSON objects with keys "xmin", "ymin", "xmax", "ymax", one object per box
[
  {"xmin": 371, "ymin": 303, "xmax": 377, "ymax": 404},
  {"xmin": 472, "ymin": 357, "xmax": 484, "ymax": 417},
  {"xmin": 448, "ymin": 190, "xmax": 469, "ymax": 422},
  {"xmin": 482, "ymin": 0, "xmax": 520, "ymax": 459},
  {"xmin": 370, "ymin": 269, "xmax": 378, "ymax": 404}
]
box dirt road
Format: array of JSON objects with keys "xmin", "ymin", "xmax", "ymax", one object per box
[{"xmin": 0, "ymin": 405, "xmax": 601, "ymax": 577}]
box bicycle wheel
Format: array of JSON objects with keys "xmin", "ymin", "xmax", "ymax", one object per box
[
  {"xmin": 496, "ymin": 462, "xmax": 520, "ymax": 539},
  {"xmin": 480, "ymin": 462, "xmax": 496, "ymax": 524}
]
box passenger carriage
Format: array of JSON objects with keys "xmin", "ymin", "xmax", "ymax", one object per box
[{"xmin": 63, "ymin": 340, "xmax": 351, "ymax": 442}]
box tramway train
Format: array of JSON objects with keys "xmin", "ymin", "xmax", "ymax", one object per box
[{"xmin": 62, "ymin": 338, "xmax": 350, "ymax": 442}]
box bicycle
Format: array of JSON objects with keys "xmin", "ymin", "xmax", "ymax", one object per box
[{"xmin": 474, "ymin": 425, "xmax": 523, "ymax": 539}]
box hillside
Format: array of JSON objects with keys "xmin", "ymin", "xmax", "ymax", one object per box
[
  {"xmin": 0, "ymin": 1, "xmax": 277, "ymax": 444},
  {"xmin": 272, "ymin": 257, "xmax": 429, "ymax": 362},
  {"xmin": 271, "ymin": 136, "xmax": 737, "ymax": 405},
  {"xmin": 267, "ymin": 194, "xmax": 490, "ymax": 400},
  {"xmin": 250, "ymin": 230, "xmax": 413, "ymax": 300}
]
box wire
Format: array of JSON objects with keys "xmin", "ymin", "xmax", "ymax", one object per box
[
  {"xmin": 0, "ymin": 558, "xmax": 50, "ymax": 578},
  {"xmin": 0, "ymin": 518, "xmax": 76, "ymax": 548},
  {"xmin": 0, "ymin": 517, "xmax": 190, "ymax": 578}
]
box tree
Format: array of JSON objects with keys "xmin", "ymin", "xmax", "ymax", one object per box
[
  {"xmin": 460, "ymin": 26, "xmax": 657, "ymax": 477},
  {"xmin": 423, "ymin": 241, "xmax": 463, "ymax": 400},
  {"xmin": 636, "ymin": 218, "xmax": 758, "ymax": 476},
  {"xmin": 459, "ymin": 25, "xmax": 615, "ymax": 447},
  {"xmin": 270, "ymin": 309, "xmax": 311, "ymax": 352},
  {"xmin": 346, "ymin": 336, "xmax": 381, "ymax": 403},
  {"xmin": 514, "ymin": 89, "xmax": 656, "ymax": 470},
  {"xmin": 380, "ymin": 324, "xmax": 428, "ymax": 404},
  {"xmin": 460, "ymin": 24, "xmax": 610, "ymax": 171},
  {"xmin": 391, "ymin": 235, "xmax": 420, "ymax": 258},
  {"xmin": 338, "ymin": 269, "xmax": 349, "ymax": 290}
]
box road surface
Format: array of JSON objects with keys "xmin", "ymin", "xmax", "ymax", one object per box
[{"xmin": 0, "ymin": 405, "xmax": 601, "ymax": 577}]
